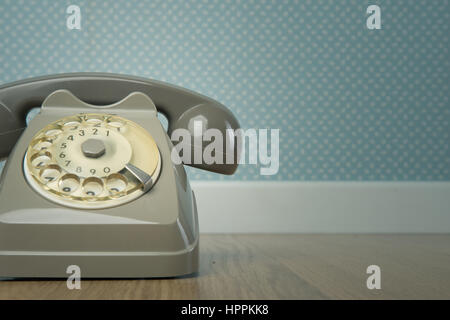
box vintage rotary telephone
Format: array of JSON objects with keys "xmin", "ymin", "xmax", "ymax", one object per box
[{"xmin": 0, "ymin": 73, "xmax": 239, "ymax": 278}]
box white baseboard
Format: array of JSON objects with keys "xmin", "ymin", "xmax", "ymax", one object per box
[{"xmin": 191, "ymin": 181, "xmax": 450, "ymax": 233}]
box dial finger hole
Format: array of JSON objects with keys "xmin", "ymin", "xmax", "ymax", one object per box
[
  {"xmin": 107, "ymin": 119, "xmax": 126, "ymax": 129},
  {"xmin": 106, "ymin": 173, "xmax": 128, "ymax": 195},
  {"xmin": 39, "ymin": 164, "xmax": 61, "ymax": 184},
  {"xmin": 45, "ymin": 128, "xmax": 63, "ymax": 137},
  {"xmin": 59, "ymin": 174, "xmax": 80, "ymax": 194},
  {"xmin": 32, "ymin": 139, "xmax": 53, "ymax": 151},
  {"xmin": 85, "ymin": 117, "xmax": 103, "ymax": 125},
  {"xmin": 30, "ymin": 151, "xmax": 52, "ymax": 168},
  {"xmin": 82, "ymin": 177, "xmax": 104, "ymax": 197},
  {"xmin": 63, "ymin": 120, "xmax": 81, "ymax": 129}
]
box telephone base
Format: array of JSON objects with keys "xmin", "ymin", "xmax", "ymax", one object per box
[
  {"xmin": 0, "ymin": 244, "xmax": 198, "ymax": 278},
  {"xmin": 0, "ymin": 186, "xmax": 200, "ymax": 278}
]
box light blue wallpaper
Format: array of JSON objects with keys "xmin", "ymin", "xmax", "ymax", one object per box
[{"xmin": 0, "ymin": 0, "xmax": 448, "ymax": 181}]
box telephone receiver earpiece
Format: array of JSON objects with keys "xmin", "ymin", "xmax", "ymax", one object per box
[{"xmin": 0, "ymin": 73, "xmax": 240, "ymax": 174}]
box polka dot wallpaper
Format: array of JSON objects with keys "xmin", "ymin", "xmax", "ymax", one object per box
[{"xmin": 0, "ymin": 0, "xmax": 448, "ymax": 181}]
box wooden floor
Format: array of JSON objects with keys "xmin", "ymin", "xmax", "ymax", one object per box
[{"xmin": 0, "ymin": 234, "xmax": 449, "ymax": 299}]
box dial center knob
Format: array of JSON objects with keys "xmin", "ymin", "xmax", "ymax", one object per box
[{"xmin": 81, "ymin": 139, "xmax": 106, "ymax": 158}]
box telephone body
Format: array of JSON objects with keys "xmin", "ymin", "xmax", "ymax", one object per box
[{"xmin": 0, "ymin": 73, "xmax": 239, "ymax": 278}]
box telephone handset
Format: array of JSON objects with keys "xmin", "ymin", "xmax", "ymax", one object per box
[
  {"xmin": 0, "ymin": 73, "xmax": 239, "ymax": 174},
  {"xmin": 0, "ymin": 73, "xmax": 240, "ymax": 278}
]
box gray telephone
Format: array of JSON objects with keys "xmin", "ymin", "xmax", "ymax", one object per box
[{"xmin": 0, "ymin": 73, "xmax": 239, "ymax": 278}]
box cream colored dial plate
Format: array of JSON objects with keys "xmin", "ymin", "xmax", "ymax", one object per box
[{"xmin": 23, "ymin": 113, "xmax": 161, "ymax": 209}]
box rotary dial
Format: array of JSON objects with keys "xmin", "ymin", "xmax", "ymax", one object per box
[{"xmin": 23, "ymin": 113, "xmax": 161, "ymax": 209}]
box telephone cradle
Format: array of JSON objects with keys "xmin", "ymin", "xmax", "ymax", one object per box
[{"xmin": 0, "ymin": 73, "xmax": 240, "ymax": 278}]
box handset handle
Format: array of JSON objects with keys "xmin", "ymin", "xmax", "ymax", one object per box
[{"xmin": 0, "ymin": 73, "xmax": 240, "ymax": 174}]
